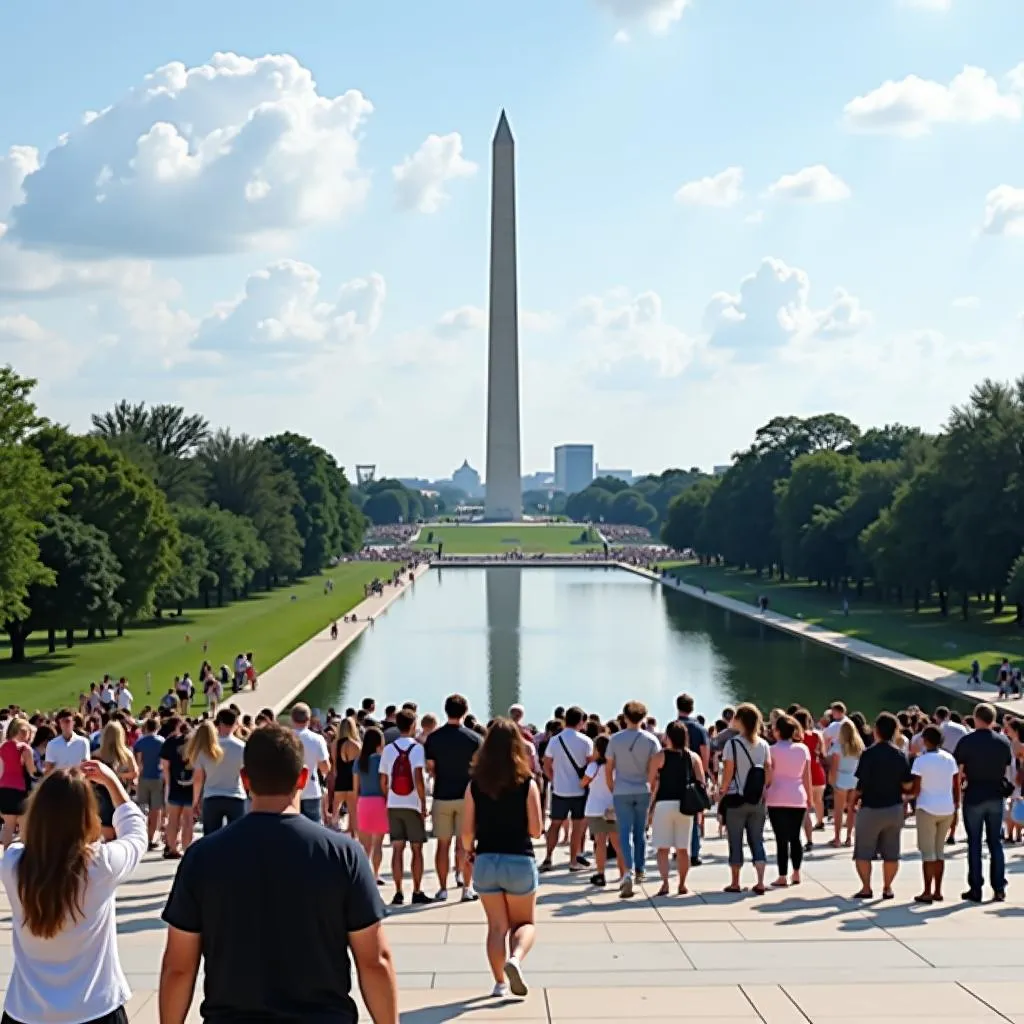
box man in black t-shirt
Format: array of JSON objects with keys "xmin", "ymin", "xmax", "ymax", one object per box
[
  {"xmin": 852, "ymin": 712, "xmax": 911, "ymax": 900},
  {"xmin": 955, "ymin": 702, "xmax": 1012, "ymax": 902},
  {"xmin": 159, "ymin": 725, "xmax": 397, "ymax": 1024},
  {"xmin": 425, "ymin": 694, "xmax": 482, "ymax": 903}
]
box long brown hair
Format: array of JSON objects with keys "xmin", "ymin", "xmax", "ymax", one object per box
[
  {"xmin": 17, "ymin": 769, "xmax": 101, "ymax": 938},
  {"xmin": 471, "ymin": 718, "xmax": 533, "ymax": 799}
]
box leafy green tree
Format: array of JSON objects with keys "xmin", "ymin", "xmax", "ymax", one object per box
[
  {"xmin": 565, "ymin": 486, "xmax": 613, "ymax": 523},
  {"xmin": 31, "ymin": 426, "xmax": 179, "ymax": 632},
  {"xmin": 363, "ymin": 489, "xmax": 409, "ymax": 525},
  {"xmin": 609, "ymin": 489, "xmax": 658, "ymax": 528},
  {"xmin": 177, "ymin": 505, "xmax": 266, "ymax": 606},
  {"xmin": 854, "ymin": 424, "xmax": 925, "ymax": 463},
  {"xmin": 154, "ymin": 532, "xmax": 213, "ymax": 617},
  {"xmin": 6, "ymin": 514, "xmax": 123, "ymax": 658},
  {"xmin": 662, "ymin": 478, "xmax": 718, "ymax": 552}
]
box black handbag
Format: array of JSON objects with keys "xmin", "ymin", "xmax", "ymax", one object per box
[{"xmin": 679, "ymin": 751, "xmax": 711, "ymax": 816}]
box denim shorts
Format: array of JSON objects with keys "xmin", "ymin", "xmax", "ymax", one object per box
[{"xmin": 473, "ymin": 853, "xmax": 538, "ymax": 896}]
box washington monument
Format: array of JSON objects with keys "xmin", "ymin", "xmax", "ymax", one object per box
[{"xmin": 484, "ymin": 110, "xmax": 523, "ymax": 522}]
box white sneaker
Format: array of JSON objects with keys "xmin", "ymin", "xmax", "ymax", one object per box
[
  {"xmin": 491, "ymin": 982, "xmax": 508, "ymax": 998},
  {"xmin": 434, "ymin": 889, "xmax": 448, "ymax": 902},
  {"xmin": 619, "ymin": 874, "xmax": 634, "ymax": 899},
  {"xmin": 461, "ymin": 885, "xmax": 479, "ymax": 902},
  {"xmin": 503, "ymin": 956, "xmax": 528, "ymax": 997}
]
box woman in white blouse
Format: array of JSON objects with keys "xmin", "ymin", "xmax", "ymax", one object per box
[{"xmin": 0, "ymin": 760, "xmax": 147, "ymax": 1024}]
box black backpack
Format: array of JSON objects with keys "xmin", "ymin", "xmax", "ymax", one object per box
[{"xmin": 732, "ymin": 738, "xmax": 766, "ymax": 805}]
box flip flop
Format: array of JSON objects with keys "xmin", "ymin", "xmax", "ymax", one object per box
[
  {"xmin": 851, "ymin": 890, "xmax": 873, "ymax": 899},
  {"xmin": 722, "ymin": 884, "xmax": 742, "ymax": 893}
]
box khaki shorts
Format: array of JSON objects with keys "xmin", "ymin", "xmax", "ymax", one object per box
[
  {"xmin": 651, "ymin": 801, "xmax": 694, "ymax": 850},
  {"xmin": 916, "ymin": 810, "xmax": 954, "ymax": 862},
  {"xmin": 136, "ymin": 778, "xmax": 164, "ymax": 812},
  {"xmin": 587, "ymin": 815, "xmax": 616, "ymax": 835},
  {"xmin": 389, "ymin": 807, "xmax": 427, "ymax": 844},
  {"xmin": 432, "ymin": 798, "xmax": 465, "ymax": 841}
]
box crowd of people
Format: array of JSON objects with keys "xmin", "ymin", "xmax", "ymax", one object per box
[{"xmin": 0, "ymin": 685, "xmax": 1021, "ymax": 1024}]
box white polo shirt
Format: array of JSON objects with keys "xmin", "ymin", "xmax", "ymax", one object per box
[
  {"xmin": 295, "ymin": 727, "xmax": 329, "ymax": 801},
  {"xmin": 45, "ymin": 734, "xmax": 90, "ymax": 769}
]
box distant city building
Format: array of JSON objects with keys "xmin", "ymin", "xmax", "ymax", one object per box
[
  {"xmin": 713, "ymin": 464, "xmax": 732, "ymax": 477},
  {"xmin": 596, "ymin": 467, "xmax": 633, "ymax": 485},
  {"xmin": 452, "ymin": 460, "xmax": 483, "ymax": 498},
  {"xmin": 521, "ymin": 471, "xmax": 555, "ymax": 492},
  {"xmin": 554, "ymin": 444, "xmax": 595, "ymax": 494}
]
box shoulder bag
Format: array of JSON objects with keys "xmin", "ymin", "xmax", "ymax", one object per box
[{"xmin": 678, "ymin": 750, "xmax": 711, "ymax": 817}]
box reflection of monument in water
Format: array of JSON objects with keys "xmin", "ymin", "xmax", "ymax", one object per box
[{"xmin": 485, "ymin": 569, "xmax": 521, "ymax": 717}]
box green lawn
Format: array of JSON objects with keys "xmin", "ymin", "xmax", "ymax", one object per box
[
  {"xmin": 416, "ymin": 524, "xmax": 602, "ymax": 554},
  {"xmin": 0, "ymin": 563, "xmax": 396, "ymax": 713},
  {"xmin": 669, "ymin": 562, "xmax": 1024, "ymax": 680}
]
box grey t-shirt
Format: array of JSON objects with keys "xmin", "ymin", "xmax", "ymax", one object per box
[
  {"xmin": 196, "ymin": 734, "xmax": 246, "ymax": 799},
  {"xmin": 723, "ymin": 735, "xmax": 770, "ymax": 796},
  {"xmin": 607, "ymin": 728, "xmax": 661, "ymax": 795}
]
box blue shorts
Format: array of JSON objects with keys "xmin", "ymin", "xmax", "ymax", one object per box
[{"xmin": 473, "ymin": 853, "xmax": 538, "ymax": 897}]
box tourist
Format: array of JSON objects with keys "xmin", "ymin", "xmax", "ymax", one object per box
[
  {"xmin": 793, "ymin": 708, "xmax": 826, "ymax": 845},
  {"xmin": 189, "ymin": 710, "xmax": 246, "ymax": 835},
  {"xmin": 675, "ymin": 693, "xmax": 710, "ymax": 866},
  {"xmin": 29, "ymin": 725, "xmax": 52, "ymax": 777},
  {"xmin": 852, "ymin": 712, "xmax": 911, "ymax": 900},
  {"xmin": 94, "ymin": 721, "xmax": 139, "ymax": 842},
  {"xmin": 290, "ymin": 703, "xmax": 331, "ymax": 823},
  {"xmin": 159, "ymin": 724, "xmax": 398, "ymax": 1024},
  {"xmin": 133, "ymin": 717, "xmax": 165, "ymax": 850},
  {"xmin": 581, "ymin": 734, "xmax": 622, "ymax": 887},
  {"xmin": 354, "ymin": 726, "xmax": 387, "ymax": 881},
  {"xmin": 115, "ymin": 679, "xmax": 133, "ymax": 712},
  {"xmin": 333, "ymin": 715, "xmax": 361, "ymax": 834},
  {"xmin": 955, "ymin": 702, "xmax": 1011, "ymax": 902},
  {"xmin": 424, "ymin": 694, "xmax": 482, "ymax": 902},
  {"xmin": 822, "ymin": 701, "xmax": 850, "ymax": 756},
  {"xmin": 175, "ymin": 673, "xmax": 192, "ymax": 716},
  {"xmin": 909, "ymin": 724, "xmax": 959, "ymax": 903},
  {"xmin": 462, "ymin": 718, "xmax": 543, "ymax": 999},
  {"xmin": 765, "ymin": 714, "xmax": 811, "ymax": 887},
  {"xmin": 0, "ymin": 719, "xmax": 36, "ymax": 848},
  {"xmin": 379, "ymin": 708, "xmax": 429, "ymax": 905},
  {"xmin": 540, "ymin": 706, "xmax": 593, "ymax": 873},
  {"xmin": 829, "ymin": 720, "xmax": 863, "ymax": 848},
  {"xmin": 720, "ymin": 703, "xmax": 771, "ymax": 894},
  {"xmin": 43, "ymin": 709, "xmax": 90, "ymax": 773},
  {"xmin": 2, "ymin": 760, "xmax": 146, "ymax": 1024},
  {"xmin": 648, "ymin": 720, "xmax": 705, "ymax": 895},
  {"xmin": 161, "ymin": 717, "xmax": 194, "ymax": 860},
  {"xmin": 605, "ymin": 700, "xmax": 661, "ymax": 898}
]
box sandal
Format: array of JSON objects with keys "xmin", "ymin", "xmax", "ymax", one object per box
[
  {"xmin": 655, "ymin": 884, "xmax": 669, "ymax": 897},
  {"xmin": 843, "ymin": 837, "xmax": 852, "ymax": 847},
  {"xmin": 851, "ymin": 890, "xmax": 873, "ymax": 899},
  {"xmin": 771, "ymin": 878, "xmax": 788, "ymax": 888},
  {"xmin": 752, "ymin": 885, "xmax": 767, "ymax": 895},
  {"xmin": 881, "ymin": 890, "xmax": 895, "ymax": 900},
  {"xmin": 913, "ymin": 894, "xmax": 933, "ymax": 904},
  {"xmin": 829, "ymin": 839, "xmax": 842, "ymax": 848},
  {"xmin": 722, "ymin": 884, "xmax": 742, "ymax": 893},
  {"xmin": 677, "ymin": 885, "xmax": 688, "ymax": 896}
]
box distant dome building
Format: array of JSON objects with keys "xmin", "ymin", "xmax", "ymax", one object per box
[{"xmin": 452, "ymin": 460, "xmax": 482, "ymax": 498}]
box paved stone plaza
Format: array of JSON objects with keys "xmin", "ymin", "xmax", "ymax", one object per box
[{"xmin": 5, "ymin": 826, "xmax": 1024, "ymax": 1022}]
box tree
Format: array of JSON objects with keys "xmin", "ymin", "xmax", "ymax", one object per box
[
  {"xmin": 0, "ymin": 368, "xmax": 64, "ymax": 648},
  {"xmin": 609, "ymin": 489, "xmax": 658, "ymax": 528},
  {"xmin": 31, "ymin": 426, "xmax": 179, "ymax": 631},
  {"xmin": 854, "ymin": 424, "xmax": 926, "ymax": 464},
  {"xmin": 565, "ymin": 486, "xmax": 613, "ymax": 523},
  {"xmin": 6, "ymin": 514, "xmax": 123, "ymax": 658},
  {"xmin": 154, "ymin": 532, "xmax": 213, "ymax": 617},
  {"xmin": 176, "ymin": 505, "xmax": 266, "ymax": 607},
  {"xmin": 662, "ymin": 478, "xmax": 718, "ymax": 552},
  {"xmin": 363, "ymin": 489, "xmax": 409, "ymax": 525}
]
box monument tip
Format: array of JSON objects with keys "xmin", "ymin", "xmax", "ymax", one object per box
[{"xmin": 494, "ymin": 109, "xmax": 514, "ymax": 146}]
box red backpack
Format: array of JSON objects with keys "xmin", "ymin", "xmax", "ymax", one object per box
[{"xmin": 390, "ymin": 741, "xmax": 415, "ymax": 797}]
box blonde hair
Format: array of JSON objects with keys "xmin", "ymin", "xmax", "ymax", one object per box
[
  {"xmin": 185, "ymin": 720, "xmax": 222, "ymax": 766},
  {"xmin": 96, "ymin": 721, "xmax": 132, "ymax": 771},
  {"xmin": 838, "ymin": 719, "xmax": 864, "ymax": 759},
  {"xmin": 338, "ymin": 715, "xmax": 360, "ymax": 745},
  {"xmin": 6, "ymin": 717, "xmax": 29, "ymax": 742}
]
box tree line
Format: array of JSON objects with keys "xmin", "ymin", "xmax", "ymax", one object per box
[
  {"xmin": 0, "ymin": 368, "xmax": 364, "ymax": 662},
  {"xmin": 565, "ymin": 470, "xmax": 706, "ymax": 530},
  {"xmin": 661, "ymin": 383, "xmax": 1024, "ymax": 623}
]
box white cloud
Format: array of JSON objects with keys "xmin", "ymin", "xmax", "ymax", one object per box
[
  {"xmin": 393, "ymin": 133, "xmax": 477, "ymax": 214},
  {"xmin": 675, "ymin": 167, "xmax": 744, "ymax": 207},
  {"xmin": 0, "ymin": 313, "xmax": 89, "ymax": 382},
  {"xmin": 705, "ymin": 258, "xmax": 871, "ymax": 356},
  {"xmin": 0, "ymin": 146, "xmax": 40, "ymax": 215},
  {"xmin": 572, "ymin": 290, "xmax": 696, "ymax": 378},
  {"xmin": 951, "ymin": 295, "xmax": 981, "ymax": 309},
  {"xmin": 7, "ymin": 53, "xmax": 373, "ymax": 257},
  {"xmin": 767, "ymin": 165, "xmax": 851, "ymax": 203},
  {"xmin": 594, "ymin": 0, "xmax": 690, "ymax": 34},
  {"xmin": 193, "ymin": 260, "xmax": 385, "ymax": 358},
  {"xmin": 981, "ymin": 184, "xmax": 1024, "ymax": 237},
  {"xmin": 843, "ymin": 65, "xmax": 1022, "ymax": 136},
  {"xmin": 435, "ymin": 305, "xmax": 558, "ymax": 338}
]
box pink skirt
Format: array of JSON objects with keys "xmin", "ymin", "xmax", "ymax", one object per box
[{"xmin": 357, "ymin": 796, "xmax": 388, "ymax": 835}]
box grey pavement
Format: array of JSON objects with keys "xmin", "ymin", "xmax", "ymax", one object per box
[{"xmin": 3, "ymin": 822, "xmax": 1024, "ymax": 1021}]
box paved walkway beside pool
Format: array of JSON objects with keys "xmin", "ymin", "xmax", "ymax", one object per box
[
  {"xmin": 4, "ymin": 825, "xmax": 1024, "ymax": 1022},
  {"xmin": 623, "ymin": 565, "xmax": 1023, "ymax": 716},
  {"xmin": 228, "ymin": 562, "xmax": 430, "ymax": 717}
]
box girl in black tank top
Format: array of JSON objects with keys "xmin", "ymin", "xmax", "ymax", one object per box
[
  {"xmin": 654, "ymin": 749, "xmax": 690, "ymax": 803},
  {"xmin": 470, "ymin": 779, "xmax": 533, "ymax": 857}
]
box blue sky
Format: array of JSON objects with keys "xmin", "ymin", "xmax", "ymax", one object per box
[{"xmin": 1, "ymin": 0, "xmax": 1022, "ymax": 480}]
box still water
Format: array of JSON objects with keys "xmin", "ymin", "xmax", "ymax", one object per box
[{"xmin": 298, "ymin": 567, "xmax": 965, "ymax": 723}]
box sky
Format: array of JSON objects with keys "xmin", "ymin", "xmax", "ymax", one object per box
[{"xmin": 0, "ymin": 0, "xmax": 1023, "ymax": 481}]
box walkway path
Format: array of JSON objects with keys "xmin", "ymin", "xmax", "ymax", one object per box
[
  {"xmin": 229, "ymin": 563, "xmax": 430, "ymax": 716},
  {"xmin": 9, "ymin": 827, "xmax": 1024, "ymax": 1021},
  {"xmin": 622, "ymin": 565, "xmax": 1022, "ymax": 714}
]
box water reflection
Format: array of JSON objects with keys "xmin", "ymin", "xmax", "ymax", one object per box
[{"xmin": 485, "ymin": 569, "xmax": 521, "ymax": 715}]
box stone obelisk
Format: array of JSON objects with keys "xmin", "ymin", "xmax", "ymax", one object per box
[{"xmin": 483, "ymin": 110, "xmax": 523, "ymax": 522}]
